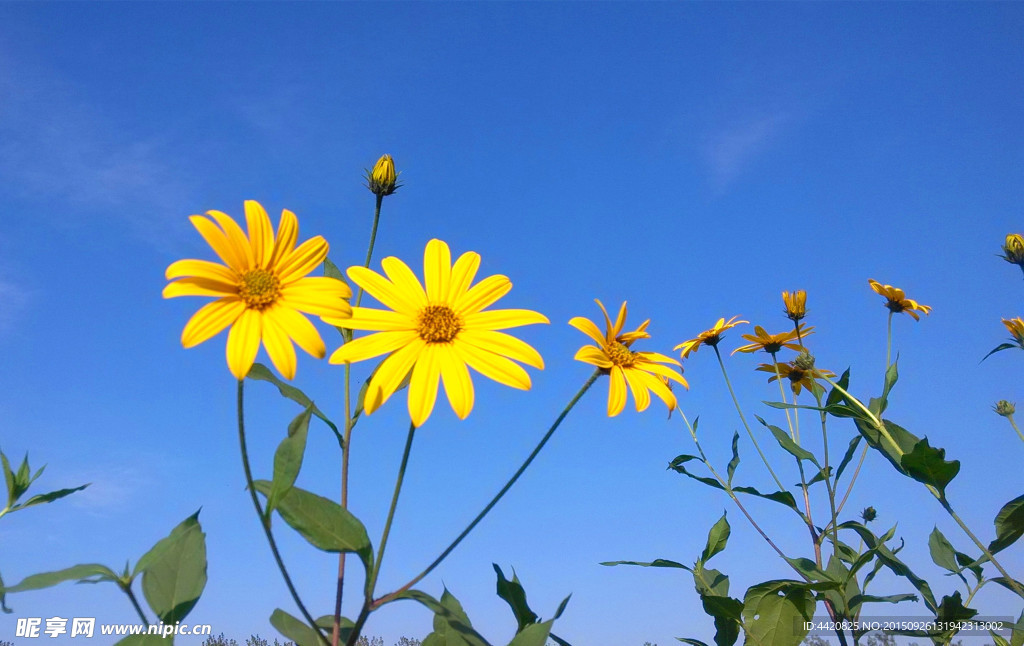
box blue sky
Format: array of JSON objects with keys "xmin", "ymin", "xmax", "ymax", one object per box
[{"xmin": 1, "ymin": 2, "xmax": 1023, "ymax": 645}]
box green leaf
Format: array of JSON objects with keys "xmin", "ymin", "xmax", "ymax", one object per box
[
  {"xmin": 741, "ymin": 580, "xmax": 816, "ymax": 646},
  {"xmin": 670, "ymin": 455, "xmax": 726, "ymax": 491},
  {"xmin": 600, "ymin": 558, "xmax": 690, "ymax": 570},
  {"xmin": 0, "ymin": 568, "xmax": 9, "ymax": 613},
  {"xmin": 928, "ymin": 527, "xmax": 962, "ymax": 574},
  {"xmin": 727, "ymin": 432, "xmax": 740, "ymax": 487},
  {"xmin": 15, "ymin": 484, "xmax": 89, "ymax": 511},
  {"xmin": 825, "ymin": 369, "xmax": 851, "ymax": 407},
  {"xmin": 900, "ymin": 437, "xmax": 960, "ymax": 496},
  {"xmin": 805, "ymin": 467, "xmax": 832, "ymax": 487},
  {"xmin": 991, "ymin": 576, "xmax": 1024, "ymax": 600},
  {"xmin": 701, "ymin": 594, "xmax": 743, "ymax": 646},
  {"xmin": 507, "ymin": 622, "xmax": 554, "ymax": 646},
  {"xmin": 954, "ymin": 551, "xmax": 984, "ymax": 583},
  {"xmin": 834, "ymin": 435, "xmax": 862, "ymax": 483},
  {"xmin": 139, "ymin": 510, "xmax": 207, "ymax": 624},
  {"xmin": 982, "ymin": 342, "xmax": 1018, "ymax": 362},
  {"xmin": 757, "ymin": 416, "xmax": 818, "ymax": 466},
  {"xmin": 267, "ymin": 406, "xmax": 313, "ymax": 515},
  {"xmin": 2, "ymin": 450, "xmax": 15, "ymax": 507},
  {"xmin": 701, "ymin": 513, "xmax": 731, "ymax": 564},
  {"xmin": 870, "ymin": 361, "xmax": 899, "ymax": 417},
  {"xmin": 678, "ymin": 639, "xmax": 712, "ymax": 646},
  {"xmin": 694, "ymin": 566, "xmax": 732, "ymax": 599},
  {"xmin": 731, "ymin": 486, "xmax": 803, "ymax": 518},
  {"xmin": 254, "ymin": 481, "xmax": 373, "ymax": 570},
  {"xmin": 493, "ymin": 564, "xmax": 538, "ymax": 632},
  {"xmin": 1011, "ymin": 610, "xmax": 1024, "ymax": 646},
  {"xmin": 246, "ymin": 363, "xmax": 342, "ymax": 447},
  {"xmin": 837, "ymin": 521, "xmax": 938, "ymax": 612},
  {"xmin": 989, "ymin": 493, "xmax": 1024, "ymax": 554},
  {"xmin": 848, "ymin": 593, "xmax": 918, "ymax": 606},
  {"xmin": 270, "ymin": 608, "xmax": 327, "ymax": 646},
  {"xmin": 415, "ymin": 588, "xmax": 492, "ymax": 646},
  {"xmin": 1, "ymin": 563, "xmax": 120, "ymax": 593},
  {"xmin": 782, "ymin": 557, "xmax": 834, "ymax": 584}
]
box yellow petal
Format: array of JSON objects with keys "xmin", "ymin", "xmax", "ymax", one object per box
[
  {"xmin": 207, "ymin": 210, "xmax": 256, "ymax": 271},
  {"xmin": 190, "ymin": 215, "xmax": 247, "ymax": 273},
  {"xmin": 463, "ymin": 309, "xmax": 550, "ymax": 331},
  {"xmin": 163, "ymin": 277, "xmax": 238, "ymax": 299},
  {"xmin": 277, "ymin": 236, "xmax": 329, "ymax": 284},
  {"xmin": 635, "ymin": 351, "xmax": 681, "ymax": 367},
  {"xmin": 448, "ymin": 251, "xmax": 481, "ymax": 302},
  {"xmin": 455, "ymin": 341, "xmax": 532, "ymax": 390},
  {"xmin": 574, "ymin": 345, "xmax": 613, "ymax": 368},
  {"xmin": 408, "ymin": 343, "xmax": 442, "ymax": 427},
  {"xmin": 458, "ymin": 329, "xmax": 544, "ymax": 369},
  {"xmin": 226, "ymin": 308, "xmax": 262, "ymax": 380},
  {"xmin": 166, "ymin": 259, "xmax": 239, "ymax": 283},
  {"xmin": 622, "ymin": 368, "xmax": 651, "ymax": 412},
  {"xmin": 635, "ymin": 370, "xmax": 679, "ymax": 410},
  {"xmin": 181, "ymin": 297, "xmax": 245, "ymax": 348},
  {"xmin": 364, "ymin": 338, "xmax": 425, "ymax": 415},
  {"xmin": 439, "ymin": 344, "xmax": 475, "ymax": 420},
  {"xmin": 347, "ymin": 266, "xmax": 422, "ymax": 315},
  {"xmin": 329, "ymin": 330, "xmax": 419, "ymax": 364},
  {"xmin": 424, "ymin": 239, "xmax": 452, "ymax": 303},
  {"xmin": 612, "ymin": 301, "xmax": 628, "ymax": 338},
  {"xmin": 288, "ymin": 276, "xmax": 353, "ymax": 298},
  {"xmin": 265, "ymin": 305, "xmax": 326, "ymax": 359},
  {"xmin": 333, "ymin": 306, "xmax": 415, "ymax": 331},
  {"xmin": 607, "ymin": 366, "xmax": 627, "ymax": 417},
  {"xmin": 261, "ymin": 310, "xmax": 297, "ymax": 380},
  {"xmin": 269, "ymin": 209, "xmax": 299, "ymax": 268},
  {"xmin": 636, "ymin": 360, "xmax": 688, "ymax": 387},
  {"xmin": 455, "ymin": 274, "xmax": 511, "ymax": 315},
  {"xmin": 568, "ymin": 316, "xmax": 607, "ymax": 347},
  {"xmin": 245, "ymin": 200, "xmax": 274, "ymax": 268},
  {"xmin": 595, "ymin": 300, "xmax": 614, "ymax": 340},
  {"xmin": 381, "ymin": 257, "xmax": 428, "ymax": 308},
  {"xmin": 279, "ymin": 280, "xmax": 353, "ymax": 318}
]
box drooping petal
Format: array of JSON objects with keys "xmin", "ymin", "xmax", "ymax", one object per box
[
  {"xmin": 455, "ymin": 274, "xmax": 512, "ymax": 315},
  {"xmin": 458, "ymin": 329, "xmax": 544, "ymax": 369},
  {"xmin": 265, "ymin": 304, "xmax": 326, "ymax": 359},
  {"xmin": 269, "ymin": 209, "xmax": 299, "ymax": 268},
  {"xmin": 347, "ymin": 266, "xmax": 422, "ymax": 316},
  {"xmin": 568, "ymin": 316, "xmax": 608, "ymax": 347},
  {"xmin": 463, "ymin": 309, "xmax": 550, "ymax": 331},
  {"xmin": 364, "ymin": 338, "xmax": 426, "ymax": 415},
  {"xmin": 163, "ymin": 277, "xmax": 238, "ymax": 299},
  {"xmin": 226, "ymin": 308, "xmax": 262, "ymax": 380},
  {"xmin": 439, "ymin": 344, "xmax": 475, "ymax": 420},
  {"xmin": 574, "ymin": 345, "xmax": 613, "ymax": 368},
  {"xmin": 408, "ymin": 343, "xmax": 443, "ymax": 427},
  {"xmin": 261, "ymin": 310, "xmax": 298, "ymax": 380},
  {"xmin": 635, "ymin": 351, "xmax": 681, "ymax": 366},
  {"xmin": 448, "ymin": 251, "xmax": 481, "ymax": 302},
  {"xmin": 622, "ymin": 368, "xmax": 651, "ymax": 412},
  {"xmin": 634, "ymin": 370, "xmax": 678, "ymax": 411},
  {"xmin": 381, "ymin": 257, "xmax": 428, "ymax": 308},
  {"xmin": 207, "ymin": 210, "xmax": 256, "ymax": 271},
  {"xmin": 423, "ymin": 239, "xmax": 452, "ymax": 303},
  {"xmin": 165, "ymin": 259, "xmax": 239, "ymax": 283},
  {"xmin": 189, "ymin": 215, "xmax": 247, "ymax": 273},
  {"xmin": 328, "ymin": 330, "xmax": 420, "ymax": 364},
  {"xmin": 181, "ymin": 298, "xmax": 246, "ymax": 348},
  {"xmin": 636, "ymin": 359, "xmax": 689, "ymax": 387},
  {"xmin": 245, "ymin": 200, "xmax": 274, "ymax": 268},
  {"xmin": 277, "ymin": 236, "xmax": 329, "ymax": 284},
  {"xmin": 607, "ymin": 366, "xmax": 627, "ymax": 417},
  {"xmin": 455, "ymin": 341, "xmax": 532, "ymax": 390}
]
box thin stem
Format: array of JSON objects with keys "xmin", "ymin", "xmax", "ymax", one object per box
[
  {"xmin": 769, "ymin": 351, "xmax": 795, "ymax": 441},
  {"xmin": 355, "ymin": 194, "xmax": 384, "ymax": 308},
  {"xmin": 885, "ymin": 311, "xmax": 893, "ymax": 374},
  {"xmin": 939, "ymin": 497, "xmax": 1024, "ymax": 598},
  {"xmin": 374, "ymin": 371, "xmax": 601, "ymax": 607},
  {"xmin": 237, "ymin": 381, "xmax": 328, "ymax": 646},
  {"xmin": 814, "ymin": 388, "xmax": 840, "ymax": 557},
  {"xmin": 834, "ymin": 445, "xmax": 867, "ymax": 518},
  {"xmin": 121, "ymin": 583, "xmax": 150, "ymax": 627},
  {"xmin": 713, "ymin": 346, "xmax": 785, "ymax": 491},
  {"xmin": 1006, "ymin": 414, "xmax": 1024, "ymax": 444},
  {"xmin": 369, "ymin": 423, "xmax": 417, "ymax": 594}
]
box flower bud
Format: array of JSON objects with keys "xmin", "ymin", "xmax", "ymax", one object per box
[
  {"xmin": 861, "ymin": 506, "xmax": 877, "ymax": 523},
  {"xmin": 793, "ymin": 349, "xmax": 815, "ymax": 371},
  {"xmin": 994, "ymin": 400, "xmax": 1016, "ymax": 417},
  {"xmin": 782, "ymin": 290, "xmax": 807, "ymax": 322},
  {"xmin": 366, "ymin": 154, "xmax": 399, "ymax": 196}
]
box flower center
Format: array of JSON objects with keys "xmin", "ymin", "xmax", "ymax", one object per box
[
  {"xmin": 605, "ymin": 342, "xmax": 637, "ymax": 368},
  {"xmin": 885, "ymin": 300, "xmax": 906, "ymax": 313},
  {"xmin": 418, "ymin": 304, "xmax": 462, "ymax": 343},
  {"xmin": 238, "ymin": 268, "xmax": 281, "ymax": 311}
]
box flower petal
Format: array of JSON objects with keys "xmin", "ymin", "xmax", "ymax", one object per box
[
  {"xmin": 381, "ymin": 257, "xmax": 428, "ymax": 308},
  {"xmin": 612, "ymin": 301, "xmax": 628, "ymax": 338},
  {"xmin": 424, "ymin": 239, "xmax": 452, "ymax": 303},
  {"xmin": 569, "ymin": 316, "xmax": 608, "ymax": 347},
  {"xmin": 181, "ymin": 298, "xmax": 245, "ymax": 348},
  {"xmin": 622, "ymin": 368, "xmax": 651, "ymax": 412},
  {"xmin": 455, "ymin": 274, "xmax": 511, "ymax": 315},
  {"xmin": 636, "ymin": 360, "xmax": 688, "ymax": 387},
  {"xmin": 457, "ymin": 329, "xmax": 544, "ymax": 369},
  {"xmin": 574, "ymin": 345, "xmax": 613, "ymax": 368},
  {"xmin": 269, "ymin": 209, "xmax": 299, "ymax": 268},
  {"xmin": 245, "ymin": 200, "xmax": 274, "ymax": 268},
  {"xmin": 329, "ymin": 306, "xmax": 414, "ymax": 331},
  {"xmin": 439, "ymin": 344, "xmax": 475, "ymax": 420},
  {"xmin": 634, "ymin": 370, "xmax": 679, "ymax": 410},
  {"xmin": 329, "ymin": 330, "xmax": 420, "ymax": 364},
  {"xmin": 189, "ymin": 215, "xmax": 247, "ymax": 273},
  {"xmin": 261, "ymin": 310, "xmax": 297, "ymax": 380},
  {"xmin": 364, "ymin": 338, "xmax": 425, "ymax": 415},
  {"xmin": 163, "ymin": 277, "xmax": 238, "ymax": 299},
  {"xmin": 448, "ymin": 251, "xmax": 481, "ymax": 302},
  {"xmin": 226, "ymin": 308, "xmax": 262, "ymax": 380},
  {"xmin": 408, "ymin": 343, "xmax": 442, "ymax": 427},
  {"xmin": 166, "ymin": 259, "xmax": 239, "ymax": 283},
  {"xmin": 277, "ymin": 236, "xmax": 329, "ymax": 284},
  {"xmin": 206, "ymin": 210, "xmax": 256, "ymax": 272},
  {"xmin": 454, "ymin": 341, "xmax": 532, "ymax": 390},
  {"xmin": 607, "ymin": 366, "xmax": 627, "ymax": 417},
  {"xmin": 463, "ymin": 308, "xmax": 550, "ymax": 331},
  {"xmin": 347, "ymin": 266, "xmax": 422, "ymax": 315},
  {"xmin": 265, "ymin": 304, "xmax": 326, "ymax": 359}
]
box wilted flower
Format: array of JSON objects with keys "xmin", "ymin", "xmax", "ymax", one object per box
[
  {"xmin": 366, "ymin": 154, "xmax": 400, "ymax": 196},
  {"xmin": 994, "ymin": 400, "xmax": 1016, "ymax": 418},
  {"xmin": 782, "ymin": 290, "xmax": 807, "ymax": 322},
  {"xmin": 868, "ymin": 279, "xmax": 931, "ymax": 321},
  {"xmin": 675, "ymin": 316, "xmax": 748, "ymax": 359}
]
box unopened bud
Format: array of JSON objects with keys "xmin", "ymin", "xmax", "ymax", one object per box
[
  {"xmin": 994, "ymin": 400, "xmax": 1016, "ymax": 417},
  {"xmin": 793, "ymin": 350, "xmax": 815, "ymax": 371}
]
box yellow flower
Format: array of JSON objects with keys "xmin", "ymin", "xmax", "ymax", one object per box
[
  {"xmin": 324, "ymin": 239, "xmax": 547, "ymax": 427},
  {"xmin": 1001, "ymin": 234, "xmax": 1024, "ymax": 265},
  {"xmin": 164, "ymin": 201, "xmax": 352, "ymax": 380},
  {"xmin": 756, "ymin": 361, "xmax": 835, "ymax": 395},
  {"xmin": 1003, "ymin": 317, "xmax": 1024, "ymax": 347},
  {"xmin": 868, "ymin": 279, "xmax": 931, "ymax": 321},
  {"xmin": 732, "ymin": 324, "xmax": 813, "ymax": 355},
  {"xmin": 366, "ymin": 154, "xmax": 399, "ymax": 196},
  {"xmin": 570, "ymin": 300, "xmax": 688, "ymax": 417},
  {"xmin": 782, "ymin": 290, "xmax": 807, "ymax": 322},
  {"xmin": 675, "ymin": 316, "xmax": 748, "ymax": 359}
]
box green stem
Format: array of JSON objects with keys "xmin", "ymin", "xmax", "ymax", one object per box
[
  {"xmin": 1006, "ymin": 414, "xmax": 1024, "ymax": 444},
  {"xmin": 368, "ymin": 423, "xmax": 417, "ymax": 595},
  {"xmin": 769, "ymin": 351, "xmax": 795, "ymax": 441},
  {"xmin": 938, "ymin": 497, "xmax": 1024, "ymax": 598},
  {"xmin": 814, "ymin": 389, "xmax": 840, "ymax": 557},
  {"xmin": 355, "ymin": 194, "xmax": 383, "ymax": 308},
  {"xmin": 121, "ymin": 583, "xmax": 151, "ymax": 627},
  {"xmin": 373, "ymin": 370, "xmax": 601, "ymax": 607},
  {"xmin": 714, "ymin": 346, "xmax": 785, "ymax": 491},
  {"xmin": 885, "ymin": 311, "xmax": 893, "ymax": 375},
  {"xmin": 237, "ymin": 380, "xmax": 328, "ymax": 646}
]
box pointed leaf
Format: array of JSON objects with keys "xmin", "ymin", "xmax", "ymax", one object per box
[
  {"xmin": 732, "ymin": 486, "xmax": 803, "ymax": 518},
  {"xmin": 670, "ymin": 456, "xmax": 726, "ymax": 491},
  {"xmin": 270, "ymin": 608, "xmax": 326, "ymax": 646},
  {"xmin": 741, "ymin": 580, "xmax": 816, "ymax": 646},
  {"xmin": 140, "ymin": 510, "xmax": 207, "ymax": 623},
  {"xmin": 835, "ymin": 435, "xmax": 862, "ymax": 483},
  {"xmin": 825, "ymin": 369, "xmax": 851, "ymax": 407},
  {"xmin": 701, "ymin": 513, "xmax": 730, "ymax": 564},
  {"xmin": 600, "ymin": 559, "xmax": 691, "ymax": 570},
  {"xmin": 900, "ymin": 437, "xmax": 959, "ymax": 496},
  {"xmin": 727, "ymin": 432, "xmax": 740, "ymax": 487},
  {"xmin": 982, "ymin": 342, "xmax": 1018, "ymax": 362},
  {"xmin": 247, "ymin": 363, "xmax": 342, "ymax": 447},
  {"xmin": 267, "ymin": 406, "xmax": 313, "ymax": 515},
  {"xmin": 493, "ymin": 564, "xmax": 538, "ymax": 632},
  {"xmin": 989, "ymin": 493, "xmax": 1024, "ymax": 554},
  {"xmin": 757, "ymin": 416, "xmax": 818, "ymax": 466},
  {"xmin": 507, "ymin": 621, "xmax": 553, "ymax": 646},
  {"xmin": 1, "ymin": 563, "xmax": 120, "ymax": 593},
  {"xmin": 14, "ymin": 484, "xmax": 89, "ymax": 511}
]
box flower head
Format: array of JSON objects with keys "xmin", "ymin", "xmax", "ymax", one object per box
[
  {"xmin": 366, "ymin": 154, "xmax": 399, "ymax": 196},
  {"xmin": 756, "ymin": 359, "xmax": 835, "ymax": 395},
  {"xmin": 732, "ymin": 324, "xmax": 813, "ymax": 355},
  {"xmin": 782, "ymin": 290, "xmax": 807, "ymax": 322},
  {"xmin": 1003, "ymin": 317, "xmax": 1024, "ymax": 348},
  {"xmin": 164, "ymin": 201, "xmax": 352, "ymax": 380},
  {"xmin": 323, "ymin": 239, "xmax": 547, "ymax": 427},
  {"xmin": 674, "ymin": 316, "xmax": 748, "ymax": 359},
  {"xmin": 570, "ymin": 300, "xmax": 688, "ymax": 417},
  {"xmin": 861, "ymin": 506, "xmax": 877, "ymax": 523},
  {"xmin": 1001, "ymin": 234, "xmax": 1024, "ymax": 265},
  {"xmin": 994, "ymin": 400, "xmax": 1016, "ymax": 418},
  {"xmin": 868, "ymin": 279, "xmax": 931, "ymax": 321}
]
